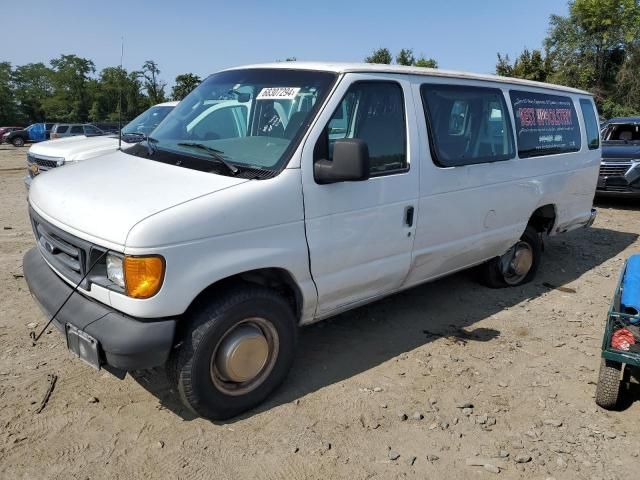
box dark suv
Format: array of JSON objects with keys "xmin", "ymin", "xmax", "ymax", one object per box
[{"xmin": 597, "ymin": 118, "xmax": 640, "ymax": 197}]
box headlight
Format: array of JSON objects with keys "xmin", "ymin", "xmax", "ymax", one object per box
[
  {"xmin": 107, "ymin": 253, "xmax": 165, "ymax": 298},
  {"xmin": 106, "ymin": 253, "xmax": 124, "ymax": 288}
]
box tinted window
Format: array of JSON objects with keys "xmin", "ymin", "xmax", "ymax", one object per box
[
  {"xmin": 55, "ymin": 125, "xmax": 69, "ymax": 133},
  {"xmin": 326, "ymin": 82, "xmax": 407, "ymax": 175},
  {"xmin": 70, "ymin": 125, "xmax": 83, "ymax": 134},
  {"xmin": 510, "ymin": 90, "xmax": 580, "ymax": 158},
  {"xmin": 421, "ymin": 84, "xmax": 515, "ymax": 167},
  {"xmin": 84, "ymin": 125, "xmax": 101, "ymax": 135},
  {"xmin": 579, "ymin": 99, "xmax": 600, "ymax": 149}
]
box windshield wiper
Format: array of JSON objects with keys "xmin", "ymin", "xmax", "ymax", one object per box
[{"xmin": 177, "ymin": 142, "xmax": 239, "ymax": 174}]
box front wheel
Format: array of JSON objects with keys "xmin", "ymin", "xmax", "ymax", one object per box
[
  {"xmin": 480, "ymin": 226, "xmax": 542, "ymax": 288},
  {"xmin": 12, "ymin": 137, "xmax": 25, "ymax": 147},
  {"xmin": 167, "ymin": 285, "xmax": 297, "ymax": 420}
]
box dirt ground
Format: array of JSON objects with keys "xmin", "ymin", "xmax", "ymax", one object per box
[{"xmin": 1, "ymin": 144, "xmax": 640, "ymax": 480}]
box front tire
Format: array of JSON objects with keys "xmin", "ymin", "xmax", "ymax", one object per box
[
  {"xmin": 480, "ymin": 226, "xmax": 542, "ymax": 288},
  {"xmin": 12, "ymin": 137, "xmax": 25, "ymax": 147},
  {"xmin": 167, "ymin": 285, "xmax": 297, "ymax": 420}
]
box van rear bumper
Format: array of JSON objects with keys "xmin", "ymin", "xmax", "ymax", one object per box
[{"xmin": 23, "ymin": 247, "xmax": 176, "ymax": 372}]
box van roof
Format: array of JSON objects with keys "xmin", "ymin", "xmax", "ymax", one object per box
[{"xmin": 223, "ymin": 62, "xmax": 591, "ymax": 96}]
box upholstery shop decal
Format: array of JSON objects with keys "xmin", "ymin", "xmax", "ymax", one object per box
[{"xmin": 510, "ymin": 90, "xmax": 581, "ymax": 157}]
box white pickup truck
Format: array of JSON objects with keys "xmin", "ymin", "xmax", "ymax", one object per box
[
  {"xmin": 24, "ymin": 101, "xmax": 178, "ymax": 188},
  {"xmin": 23, "ymin": 62, "xmax": 599, "ymax": 419}
]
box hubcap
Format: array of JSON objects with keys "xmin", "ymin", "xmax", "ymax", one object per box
[
  {"xmin": 500, "ymin": 241, "xmax": 534, "ymax": 285},
  {"xmin": 210, "ymin": 318, "xmax": 279, "ymax": 396}
]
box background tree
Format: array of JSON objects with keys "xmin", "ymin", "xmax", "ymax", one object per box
[
  {"xmin": 0, "ymin": 62, "xmax": 18, "ymax": 124},
  {"xmin": 497, "ymin": 0, "xmax": 640, "ymax": 118},
  {"xmin": 396, "ymin": 48, "xmax": 415, "ymax": 66},
  {"xmin": 141, "ymin": 60, "xmax": 166, "ymax": 105},
  {"xmin": 495, "ymin": 49, "xmax": 552, "ymax": 82},
  {"xmin": 47, "ymin": 54, "xmax": 95, "ymax": 121},
  {"xmin": 12, "ymin": 62, "xmax": 54, "ymax": 123},
  {"xmin": 171, "ymin": 73, "xmax": 202, "ymax": 100},
  {"xmin": 414, "ymin": 56, "xmax": 438, "ymax": 68},
  {"xmin": 364, "ymin": 48, "xmax": 392, "ymax": 64}
]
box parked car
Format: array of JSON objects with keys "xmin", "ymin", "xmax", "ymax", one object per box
[
  {"xmin": 23, "ymin": 62, "xmax": 600, "ymax": 420},
  {"xmin": 3, "ymin": 123, "xmax": 55, "ymax": 147},
  {"xmin": 94, "ymin": 122, "xmax": 120, "ymax": 134},
  {"xmin": 596, "ymin": 117, "xmax": 640, "ymax": 197},
  {"xmin": 24, "ymin": 102, "xmax": 178, "ymax": 188},
  {"xmin": 50, "ymin": 123, "xmax": 105, "ymax": 140},
  {"xmin": 0, "ymin": 126, "xmax": 23, "ymax": 143}
]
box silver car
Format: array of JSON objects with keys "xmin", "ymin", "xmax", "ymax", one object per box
[{"xmin": 50, "ymin": 123, "xmax": 105, "ymax": 140}]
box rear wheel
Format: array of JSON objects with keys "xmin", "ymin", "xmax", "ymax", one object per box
[
  {"xmin": 12, "ymin": 136, "xmax": 25, "ymax": 147},
  {"xmin": 167, "ymin": 285, "xmax": 297, "ymax": 420},
  {"xmin": 480, "ymin": 226, "xmax": 541, "ymax": 288},
  {"xmin": 595, "ymin": 358, "xmax": 622, "ymax": 410}
]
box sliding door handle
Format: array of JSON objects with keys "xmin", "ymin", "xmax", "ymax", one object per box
[{"xmin": 404, "ymin": 206, "xmax": 414, "ymax": 227}]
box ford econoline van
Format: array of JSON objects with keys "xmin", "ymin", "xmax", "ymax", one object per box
[{"xmin": 23, "ymin": 63, "xmax": 600, "ymax": 419}]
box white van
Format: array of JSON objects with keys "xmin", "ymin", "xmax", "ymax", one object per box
[
  {"xmin": 24, "ymin": 101, "xmax": 179, "ymax": 188},
  {"xmin": 23, "ymin": 63, "xmax": 600, "ymax": 419}
]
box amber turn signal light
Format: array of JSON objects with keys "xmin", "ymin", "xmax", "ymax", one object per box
[{"xmin": 123, "ymin": 255, "xmax": 165, "ymax": 299}]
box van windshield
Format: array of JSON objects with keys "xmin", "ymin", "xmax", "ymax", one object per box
[{"xmin": 125, "ymin": 69, "xmax": 337, "ymax": 176}]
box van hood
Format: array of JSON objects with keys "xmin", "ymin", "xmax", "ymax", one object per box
[
  {"xmin": 28, "ymin": 135, "xmax": 130, "ymax": 162},
  {"xmin": 29, "ymin": 150, "xmax": 248, "ymax": 247}
]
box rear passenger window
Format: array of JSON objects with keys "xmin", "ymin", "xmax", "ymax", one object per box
[
  {"xmin": 55, "ymin": 125, "xmax": 68, "ymax": 133},
  {"xmin": 70, "ymin": 125, "xmax": 83, "ymax": 134},
  {"xmin": 510, "ymin": 90, "xmax": 581, "ymax": 157},
  {"xmin": 579, "ymin": 99, "xmax": 600, "ymax": 150},
  {"xmin": 326, "ymin": 81, "xmax": 407, "ymax": 175},
  {"xmin": 421, "ymin": 84, "xmax": 515, "ymax": 167}
]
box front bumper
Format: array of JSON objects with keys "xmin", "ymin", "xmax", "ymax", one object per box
[{"xmin": 23, "ymin": 247, "xmax": 176, "ymax": 372}]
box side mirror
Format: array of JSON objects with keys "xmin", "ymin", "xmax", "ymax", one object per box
[{"xmin": 314, "ymin": 138, "xmax": 370, "ymax": 184}]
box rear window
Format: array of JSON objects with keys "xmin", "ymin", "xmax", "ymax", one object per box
[
  {"xmin": 510, "ymin": 90, "xmax": 581, "ymax": 158},
  {"xmin": 421, "ymin": 84, "xmax": 515, "ymax": 167},
  {"xmin": 55, "ymin": 125, "xmax": 69, "ymax": 133},
  {"xmin": 579, "ymin": 99, "xmax": 600, "ymax": 150}
]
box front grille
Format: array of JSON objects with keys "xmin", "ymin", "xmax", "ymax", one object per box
[
  {"xmin": 30, "ymin": 208, "xmax": 90, "ymax": 286},
  {"xmin": 599, "ymin": 163, "xmax": 631, "ymax": 177},
  {"xmin": 27, "ymin": 153, "xmax": 64, "ymax": 178}
]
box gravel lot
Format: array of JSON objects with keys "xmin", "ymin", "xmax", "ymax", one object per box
[{"xmin": 1, "ymin": 143, "xmax": 640, "ymax": 479}]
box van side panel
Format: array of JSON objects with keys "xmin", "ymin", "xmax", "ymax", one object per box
[{"xmin": 404, "ymin": 78, "xmax": 599, "ymax": 288}]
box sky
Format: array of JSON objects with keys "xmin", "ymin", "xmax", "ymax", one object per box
[{"xmin": 1, "ymin": 0, "xmax": 569, "ymax": 87}]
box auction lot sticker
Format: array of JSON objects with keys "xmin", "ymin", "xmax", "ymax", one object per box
[
  {"xmin": 257, "ymin": 87, "xmax": 301, "ymax": 100},
  {"xmin": 510, "ymin": 90, "xmax": 581, "ymax": 157}
]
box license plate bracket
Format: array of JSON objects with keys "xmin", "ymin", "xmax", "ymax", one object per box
[{"xmin": 65, "ymin": 323, "xmax": 100, "ymax": 370}]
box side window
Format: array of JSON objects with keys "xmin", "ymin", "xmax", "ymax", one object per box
[
  {"xmin": 324, "ymin": 81, "xmax": 407, "ymax": 175},
  {"xmin": 70, "ymin": 125, "xmax": 83, "ymax": 134},
  {"xmin": 579, "ymin": 99, "xmax": 600, "ymax": 150},
  {"xmin": 190, "ymin": 106, "xmax": 247, "ymax": 140},
  {"xmin": 421, "ymin": 84, "xmax": 515, "ymax": 167},
  {"xmin": 56, "ymin": 125, "xmax": 69, "ymax": 134},
  {"xmin": 510, "ymin": 90, "xmax": 581, "ymax": 157},
  {"xmin": 84, "ymin": 126, "xmax": 100, "ymax": 135}
]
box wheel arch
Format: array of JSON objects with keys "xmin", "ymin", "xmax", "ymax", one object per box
[
  {"xmin": 184, "ymin": 267, "xmax": 304, "ymax": 324},
  {"xmin": 527, "ymin": 204, "xmax": 557, "ymax": 235}
]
